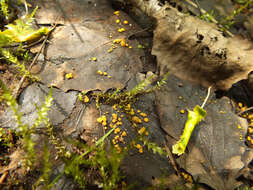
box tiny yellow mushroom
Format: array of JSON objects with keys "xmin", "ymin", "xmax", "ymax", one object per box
[
  {"xmin": 248, "ymin": 114, "xmax": 253, "ymax": 119},
  {"xmin": 143, "ymin": 117, "xmax": 149, "ymax": 123},
  {"xmin": 102, "ymin": 115, "xmax": 107, "ymax": 121},
  {"xmin": 97, "ymin": 70, "xmax": 103, "ymax": 75},
  {"xmin": 113, "ymin": 104, "xmax": 118, "ymax": 111},
  {"xmin": 180, "ymin": 109, "xmax": 185, "ymax": 114},
  {"xmin": 112, "ymin": 113, "xmax": 117, "ymax": 120},
  {"xmin": 132, "ymin": 116, "xmax": 142, "ymax": 124},
  {"xmin": 248, "ymin": 127, "xmax": 253, "ymax": 133},
  {"xmin": 120, "ymin": 40, "xmax": 126, "ymax": 47},
  {"xmin": 140, "ymin": 112, "xmax": 147, "ymax": 117},
  {"xmin": 114, "ymin": 127, "xmax": 121, "ymax": 134},
  {"xmin": 107, "ymin": 48, "xmax": 113, "ymax": 53},
  {"xmin": 116, "ymin": 121, "xmax": 122, "ymax": 126},
  {"xmin": 114, "ymin": 135, "xmax": 120, "ymax": 141},
  {"xmin": 84, "ymin": 95, "xmax": 89, "ymax": 103},
  {"xmin": 135, "ymin": 144, "xmax": 143, "ymax": 153},
  {"xmin": 118, "ymin": 28, "xmax": 125, "ymax": 33},
  {"xmin": 97, "ymin": 117, "xmax": 103, "ymax": 123},
  {"xmin": 65, "ymin": 73, "xmax": 73, "ymax": 79},
  {"xmin": 115, "ymin": 19, "xmax": 120, "ymax": 24},
  {"xmin": 114, "ymin": 10, "xmax": 120, "ymax": 16},
  {"xmin": 138, "ymin": 127, "xmax": 146, "ymax": 135},
  {"xmin": 125, "ymin": 104, "xmax": 131, "ymax": 111},
  {"xmin": 122, "ymin": 131, "xmax": 127, "ymax": 137},
  {"xmin": 129, "ymin": 109, "xmax": 135, "ymax": 115},
  {"xmin": 135, "ymin": 144, "xmax": 142, "ymax": 149},
  {"xmin": 116, "ymin": 146, "xmax": 122, "ymax": 153},
  {"xmin": 92, "ymin": 57, "xmax": 97, "ymax": 61},
  {"xmin": 78, "ymin": 93, "xmax": 83, "ymax": 101},
  {"xmin": 97, "ymin": 115, "xmax": 107, "ymax": 124},
  {"xmin": 181, "ymin": 172, "xmax": 193, "ymax": 183},
  {"xmin": 113, "ymin": 39, "xmax": 122, "ymax": 43},
  {"xmin": 238, "ymin": 102, "xmax": 243, "ymax": 108},
  {"xmin": 123, "ymin": 20, "xmax": 128, "ymax": 24}
]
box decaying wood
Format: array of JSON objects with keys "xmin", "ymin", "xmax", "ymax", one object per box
[{"xmin": 128, "ymin": 0, "xmax": 253, "ymax": 90}]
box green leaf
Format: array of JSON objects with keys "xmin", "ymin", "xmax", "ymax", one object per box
[
  {"xmin": 172, "ymin": 105, "xmax": 207, "ymax": 156},
  {"xmin": 0, "ymin": 7, "xmax": 49, "ymax": 46}
]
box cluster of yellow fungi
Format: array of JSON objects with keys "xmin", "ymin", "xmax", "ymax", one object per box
[
  {"xmin": 237, "ymin": 102, "xmax": 253, "ymax": 147},
  {"xmin": 96, "ymin": 103, "xmax": 150, "ymax": 154},
  {"xmin": 107, "ymin": 10, "xmax": 133, "ymax": 54},
  {"xmin": 78, "ymin": 91, "xmax": 90, "ymax": 103},
  {"xmin": 78, "ymin": 10, "xmax": 151, "ymax": 154}
]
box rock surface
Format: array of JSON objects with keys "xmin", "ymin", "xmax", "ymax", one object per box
[{"xmin": 155, "ymin": 75, "xmax": 252, "ymax": 190}]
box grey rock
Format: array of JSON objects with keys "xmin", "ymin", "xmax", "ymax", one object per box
[
  {"xmin": 155, "ymin": 75, "xmax": 252, "ymax": 190},
  {"xmin": 1, "ymin": 83, "xmax": 77, "ymax": 130}
]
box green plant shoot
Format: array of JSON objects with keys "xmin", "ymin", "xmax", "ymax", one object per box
[
  {"xmin": 0, "ymin": 6, "xmax": 50, "ymax": 47},
  {"xmin": 172, "ymin": 86, "xmax": 211, "ymax": 156},
  {"xmin": 172, "ymin": 105, "xmax": 206, "ymax": 156},
  {"xmin": 0, "ymin": 0, "xmax": 9, "ymax": 19}
]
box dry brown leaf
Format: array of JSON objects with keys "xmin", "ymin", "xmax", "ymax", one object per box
[{"xmin": 129, "ymin": 0, "xmax": 253, "ymax": 90}]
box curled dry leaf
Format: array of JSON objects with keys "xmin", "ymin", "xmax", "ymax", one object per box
[{"xmin": 129, "ymin": 0, "xmax": 253, "ymax": 90}]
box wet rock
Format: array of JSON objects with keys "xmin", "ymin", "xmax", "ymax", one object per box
[
  {"xmin": 120, "ymin": 92, "xmax": 173, "ymax": 188},
  {"xmin": 155, "ymin": 75, "xmax": 252, "ymax": 190},
  {"xmin": 32, "ymin": 0, "xmax": 145, "ymax": 93},
  {"xmin": 1, "ymin": 83, "xmax": 77, "ymax": 130}
]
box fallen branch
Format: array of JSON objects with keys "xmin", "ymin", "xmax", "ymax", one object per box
[{"xmin": 164, "ymin": 137, "xmax": 180, "ymax": 175}]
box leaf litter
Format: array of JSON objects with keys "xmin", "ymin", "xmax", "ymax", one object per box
[{"xmin": 1, "ymin": 0, "xmax": 253, "ymax": 189}]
